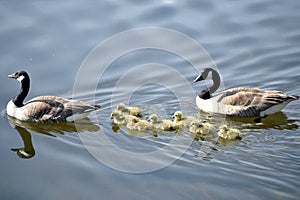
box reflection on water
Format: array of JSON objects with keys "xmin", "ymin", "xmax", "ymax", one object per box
[
  {"xmin": 8, "ymin": 116, "xmax": 100, "ymax": 159},
  {"xmin": 11, "ymin": 126, "xmax": 35, "ymax": 159},
  {"xmin": 228, "ymin": 112, "xmax": 299, "ymax": 130},
  {"xmin": 111, "ymin": 123, "xmax": 158, "ymax": 137}
]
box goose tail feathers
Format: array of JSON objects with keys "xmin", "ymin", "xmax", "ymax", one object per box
[
  {"xmin": 93, "ymin": 104, "xmax": 101, "ymax": 109},
  {"xmin": 290, "ymin": 95, "xmax": 300, "ymax": 100}
]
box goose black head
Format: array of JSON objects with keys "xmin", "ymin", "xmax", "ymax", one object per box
[
  {"xmin": 8, "ymin": 70, "xmax": 29, "ymax": 82},
  {"xmin": 193, "ymin": 68, "xmax": 217, "ymax": 83},
  {"xmin": 194, "ymin": 68, "xmax": 221, "ymax": 97}
]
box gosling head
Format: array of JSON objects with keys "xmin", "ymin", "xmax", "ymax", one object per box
[
  {"xmin": 219, "ymin": 124, "xmax": 229, "ymax": 132},
  {"xmin": 117, "ymin": 103, "xmax": 126, "ymax": 112},
  {"xmin": 111, "ymin": 110, "xmax": 121, "ymax": 119},
  {"xmin": 190, "ymin": 120, "xmax": 203, "ymax": 128},
  {"xmin": 173, "ymin": 111, "xmax": 182, "ymax": 122},
  {"xmin": 148, "ymin": 114, "xmax": 158, "ymax": 124}
]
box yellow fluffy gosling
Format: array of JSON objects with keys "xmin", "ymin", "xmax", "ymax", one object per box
[
  {"xmin": 111, "ymin": 110, "xmax": 128, "ymax": 125},
  {"xmin": 173, "ymin": 111, "xmax": 197, "ymax": 128},
  {"xmin": 218, "ymin": 125, "xmax": 242, "ymax": 140},
  {"xmin": 117, "ymin": 103, "xmax": 143, "ymax": 118},
  {"xmin": 189, "ymin": 120, "xmax": 216, "ymax": 134},
  {"xmin": 148, "ymin": 114, "xmax": 179, "ymax": 131},
  {"xmin": 127, "ymin": 116, "xmax": 152, "ymax": 131},
  {"xmin": 189, "ymin": 120, "xmax": 202, "ymax": 134}
]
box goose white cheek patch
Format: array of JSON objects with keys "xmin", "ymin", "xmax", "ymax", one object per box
[
  {"xmin": 206, "ymin": 71, "xmax": 213, "ymax": 80},
  {"xmin": 17, "ymin": 75, "xmax": 25, "ymax": 82}
]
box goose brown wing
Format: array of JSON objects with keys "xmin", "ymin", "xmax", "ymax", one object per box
[
  {"xmin": 217, "ymin": 87, "xmax": 265, "ymax": 107},
  {"xmin": 23, "ymin": 98, "xmax": 65, "ymax": 122},
  {"xmin": 63, "ymin": 100, "xmax": 100, "ymax": 115},
  {"xmin": 23, "ymin": 96, "xmax": 100, "ymax": 122},
  {"xmin": 29, "ymin": 96, "xmax": 69, "ymax": 104},
  {"xmin": 216, "ymin": 87, "xmax": 295, "ymax": 117}
]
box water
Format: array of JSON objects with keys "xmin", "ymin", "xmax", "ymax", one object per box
[{"xmin": 1, "ymin": 0, "xmax": 300, "ymax": 199}]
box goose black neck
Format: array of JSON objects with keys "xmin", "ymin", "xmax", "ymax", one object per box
[
  {"xmin": 209, "ymin": 69, "xmax": 221, "ymax": 94},
  {"xmin": 14, "ymin": 126, "xmax": 35, "ymax": 158},
  {"xmin": 13, "ymin": 77, "xmax": 30, "ymax": 107},
  {"xmin": 199, "ymin": 69, "xmax": 221, "ymax": 99},
  {"xmin": 199, "ymin": 89, "xmax": 211, "ymax": 99}
]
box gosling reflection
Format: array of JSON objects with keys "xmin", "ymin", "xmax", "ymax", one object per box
[{"xmin": 8, "ymin": 116, "xmax": 100, "ymax": 159}]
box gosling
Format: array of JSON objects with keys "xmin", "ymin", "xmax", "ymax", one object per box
[
  {"xmin": 148, "ymin": 114, "xmax": 179, "ymax": 131},
  {"xmin": 173, "ymin": 111, "xmax": 197, "ymax": 128},
  {"xmin": 189, "ymin": 120, "xmax": 206, "ymax": 141},
  {"xmin": 189, "ymin": 120, "xmax": 202, "ymax": 134},
  {"xmin": 117, "ymin": 103, "xmax": 143, "ymax": 118},
  {"xmin": 218, "ymin": 125, "xmax": 242, "ymax": 140},
  {"xmin": 190, "ymin": 120, "xmax": 216, "ymax": 134},
  {"xmin": 127, "ymin": 116, "xmax": 152, "ymax": 131},
  {"xmin": 111, "ymin": 110, "xmax": 128, "ymax": 125}
]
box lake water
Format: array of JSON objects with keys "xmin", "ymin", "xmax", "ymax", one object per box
[{"xmin": 1, "ymin": 0, "xmax": 300, "ymax": 199}]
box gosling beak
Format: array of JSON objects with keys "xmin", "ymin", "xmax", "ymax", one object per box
[{"xmin": 193, "ymin": 74, "xmax": 204, "ymax": 83}]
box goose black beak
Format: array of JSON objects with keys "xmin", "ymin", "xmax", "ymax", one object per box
[
  {"xmin": 11, "ymin": 148, "xmax": 35, "ymax": 159},
  {"xmin": 8, "ymin": 73, "xmax": 16, "ymax": 79},
  {"xmin": 193, "ymin": 74, "xmax": 204, "ymax": 83}
]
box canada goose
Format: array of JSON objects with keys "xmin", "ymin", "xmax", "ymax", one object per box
[
  {"xmin": 127, "ymin": 115, "xmax": 152, "ymax": 131},
  {"xmin": 194, "ymin": 68, "xmax": 299, "ymax": 119},
  {"xmin": 6, "ymin": 70, "xmax": 101, "ymax": 123},
  {"xmin": 173, "ymin": 111, "xmax": 197, "ymax": 128},
  {"xmin": 218, "ymin": 125, "xmax": 241, "ymax": 140},
  {"xmin": 111, "ymin": 110, "xmax": 128, "ymax": 125},
  {"xmin": 189, "ymin": 120, "xmax": 216, "ymax": 135},
  {"xmin": 148, "ymin": 114, "xmax": 179, "ymax": 131},
  {"xmin": 117, "ymin": 103, "xmax": 143, "ymax": 118}
]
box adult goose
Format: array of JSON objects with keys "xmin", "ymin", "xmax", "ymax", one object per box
[
  {"xmin": 194, "ymin": 68, "xmax": 299, "ymax": 119},
  {"xmin": 7, "ymin": 70, "xmax": 101, "ymax": 123}
]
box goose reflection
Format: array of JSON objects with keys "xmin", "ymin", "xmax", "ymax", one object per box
[
  {"xmin": 228, "ymin": 112, "xmax": 299, "ymax": 130},
  {"xmin": 199, "ymin": 110, "xmax": 298, "ymax": 130},
  {"xmin": 11, "ymin": 125, "xmax": 35, "ymax": 159},
  {"xmin": 8, "ymin": 116, "xmax": 100, "ymax": 159}
]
